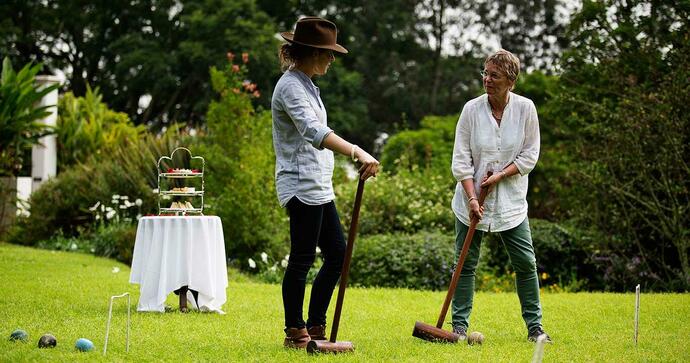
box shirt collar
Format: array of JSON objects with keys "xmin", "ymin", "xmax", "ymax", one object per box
[{"xmin": 290, "ymin": 69, "xmax": 319, "ymax": 91}]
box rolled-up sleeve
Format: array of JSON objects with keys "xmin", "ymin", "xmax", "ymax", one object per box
[
  {"xmin": 514, "ymin": 101, "xmax": 540, "ymax": 175},
  {"xmin": 280, "ymin": 83, "xmax": 332, "ymax": 149},
  {"xmin": 451, "ymin": 104, "xmax": 475, "ymax": 181}
]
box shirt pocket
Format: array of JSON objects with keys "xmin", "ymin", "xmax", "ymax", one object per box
[{"xmin": 297, "ymin": 144, "xmax": 333, "ymax": 184}]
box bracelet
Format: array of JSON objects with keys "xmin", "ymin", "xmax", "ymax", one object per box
[
  {"xmin": 350, "ymin": 144, "xmax": 359, "ymax": 162},
  {"xmin": 468, "ymin": 196, "xmax": 477, "ymax": 203}
]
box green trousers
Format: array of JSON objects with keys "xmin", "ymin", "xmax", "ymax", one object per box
[{"xmin": 451, "ymin": 217, "xmax": 543, "ymax": 332}]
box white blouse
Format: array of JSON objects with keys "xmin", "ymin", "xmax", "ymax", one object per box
[{"xmin": 451, "ymin": 92, "xmax": 540, "ymax": 232}]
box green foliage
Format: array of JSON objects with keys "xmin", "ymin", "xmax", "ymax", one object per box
[
  {"xmin": 0, "ymin": 57, "xmax": 59, "ymax": 176},
  {"xmin": 556, "ymin": 0, "xmax": 690, "ymax": 291},
  {"xmin": 380, "ymin": 115, "xmax": 457, "ymax": 175},
  {"xmin": 0, "ymin": 0, "xmax": 279, "ymax": 128},
  {"xmin": 88, "ymin": 222, "xmax": 138, "ymax": 264},
  {"xmin": 513, "ymin": 71, "xmax": 575, "ymax": 220},
  {"xmin": 7, "ymin": 131, "xmax": 181, "ymax": 246},
  {"xmin": 35, "ymin": 231, "xmax": 89, "ymax": 253},
  {"xmin": 57, "ymin": 86, "xmax": 145, "ymax": 170},
  {"xmin": 349, "ymin": 231, "xmax": 455, "ymax": 290},
  {"xmin": 345, "ymin": 219, "xmax": 594, "ymax": 292},
  {"xmin": 336, "ymin": 169, "xmax": 455, "ymax": 236},
  {"xmin": 480, "ymin": 219, "xmax": 597, "ymax": 292},
  {"xmin": 198, "ymin": 55, "xmax": 288, "ymax": 266}
]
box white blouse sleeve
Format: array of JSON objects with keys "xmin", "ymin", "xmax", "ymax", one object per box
[
  {"xmin": 514, "ymin": 101, "xmax": 540, "ymax": 175},
  {"xmin": 451, "ymin": 104, "xmax": 475, "ymax": 181}
]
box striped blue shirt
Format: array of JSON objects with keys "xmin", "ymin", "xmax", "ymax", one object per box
[{"xmin": 271, "ymin": 70, "xmax": 335, "ymax": 207}]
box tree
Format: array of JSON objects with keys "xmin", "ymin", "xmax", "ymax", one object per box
[
  {"xmin": 0, "ymin": 0, "xmax": 279, "ymax": 128},
  {"xmin": 472, "ymin": 0, "xmax": 572, "ymax": 71},
  {"xmin": 260, "ymin": 0, "xmax": 486, "ymax": 147},
  {"xmin": 557, "ymin": 0, "xmax": 690, "ymax": 290}
]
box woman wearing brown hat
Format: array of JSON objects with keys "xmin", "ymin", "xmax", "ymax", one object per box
[{"xmin": 271, "ymin": 17, "xmax": 379, "ymax": 349}]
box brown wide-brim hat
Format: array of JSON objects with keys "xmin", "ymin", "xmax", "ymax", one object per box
[{"xmin": 280, "ymin": 17, "xmax": 348, "ymax": 54}]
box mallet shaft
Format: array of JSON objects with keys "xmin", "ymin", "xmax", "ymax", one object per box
[
  {"xmin": 329, "ymin": 178, "xmax": 365, "ymax": 343},
  {"xmin": 435, "ymin": 172, "xmax": 492, "ymax": 328}
]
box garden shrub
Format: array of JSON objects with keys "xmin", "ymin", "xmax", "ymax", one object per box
[
  {"xmin": 57, "ymin": 86, "xmax": 145, "ymax": 170},
  {"xmin": 335, "ymin": 168, "xmax": 455, "ymax": 236},
  {"xmin": 7, "ymin": 131, "xmax": 181, "ymax": 247},
  {"xmin": 379, "ymin": 115, "xmax": 456, "ymax": 175},
  {"xmin": 197, "ymin": 55, "xmax": 289, "ymax": 267},
  {"xmin": 342, "ymin": 219, "xmax": 597, "ymax": 292},
  {"xmin": 88, "ymin": 222, "xmax": 138, "ymax": 264},
  {"xmin": 479, "ymin": 218, "xmax": 597, "ymax": 291},
  {"xmin": 349, "ymin": 231, "xmax": 456, "ymax": 290}
]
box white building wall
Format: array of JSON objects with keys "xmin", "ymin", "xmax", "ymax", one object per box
[{"xmin": 30, "ymin": 75, "xmax": 61, "ymax": 192}]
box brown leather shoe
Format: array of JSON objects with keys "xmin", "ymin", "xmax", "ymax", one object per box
[
  {"xmin": 307, "ymin": 325, "xmax": 327, "ymax": 340},
  {"xmin": 284, "ymin": 327, "xmax": 310, "ymax": 349}
]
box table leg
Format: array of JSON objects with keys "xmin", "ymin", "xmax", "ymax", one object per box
[{"xmin": 179, "ymin": 285, "xmax": 188, "ymax": 313}]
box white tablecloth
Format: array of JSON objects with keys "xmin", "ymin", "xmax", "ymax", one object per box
[{"xmin": 129, "ymin": 216, "xmax": 228, "ymax": 313}]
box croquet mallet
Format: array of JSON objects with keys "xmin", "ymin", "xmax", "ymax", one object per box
[
  {"xmin": 307, "ymin": 177, "xmax": 366, "ymax": 354},
  {"xmin": 412, "ymin": 171, "xmax": 493, "ymax": 343}
]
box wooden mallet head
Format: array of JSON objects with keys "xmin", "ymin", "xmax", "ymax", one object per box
[
  {"xmin": 412, "ymin": 321, "xmax": 460, "ymax": 343},
  {"xmin": 306, "ymin": 340, "xmax": 354, "ymax": 354}
]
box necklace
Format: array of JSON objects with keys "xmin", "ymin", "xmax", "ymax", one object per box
[{"xmin": 488, "ymin": 97, "xmax": 506, "ymax": 124}]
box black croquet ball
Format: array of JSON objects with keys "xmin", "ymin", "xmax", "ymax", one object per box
[
  {"xmin": 38, "ymin": 334, "xmax": 57, "ymax": 348},
  {"xmin": 9, "ymin": 329, "xmax": 28, "ymax": 342}
]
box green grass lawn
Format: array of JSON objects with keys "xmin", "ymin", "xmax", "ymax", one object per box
[{"xmin": 2, "ymin": 242, "xmax": 689, "ymax": 362}]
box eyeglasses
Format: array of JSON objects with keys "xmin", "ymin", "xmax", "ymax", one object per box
[{"xmin": 480, "ymin": 70, "xmax": 504, "ymax": 81}]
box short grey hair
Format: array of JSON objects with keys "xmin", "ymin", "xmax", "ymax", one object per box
[{"xmin": 484, "ymin": 49, "xmax": 520, "ymax": 82}]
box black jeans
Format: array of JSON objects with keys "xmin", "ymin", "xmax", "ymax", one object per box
[{"xmin": 282, "ymin": 197, "xmax": 346, "ymax": 329}]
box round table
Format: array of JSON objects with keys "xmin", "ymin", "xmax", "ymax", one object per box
[{"xmin": 129, "ymin": 216, "xmax": 227, "ymax": 313}]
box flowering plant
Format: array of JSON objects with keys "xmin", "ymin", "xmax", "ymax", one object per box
[
  {"xmin": 247, "ymin": 248, "xmax": 324, "ymax": 284},
  {"xmin": 88, "ymin": 194, "xmax": 143, "ymax": 226},
  {"xmin": 221, "ymin": 51, "xmax": 260, "ymax": 99}
]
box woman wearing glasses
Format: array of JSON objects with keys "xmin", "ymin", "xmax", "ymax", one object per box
[
  {"xmin": 450, "ymin": 49, "xmax": 551, "ymax": 343},
  {"xmin": 271, "ymin": 17, "xmax": 379, "ymax": 348}
]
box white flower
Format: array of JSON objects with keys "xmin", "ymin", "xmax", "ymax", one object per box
[
  {"xmin": 100, "ymin": 205, "xmax": 105, "ymax": 212},
  {"xmin": 106, "ymin": 210, "xmax": 117, "ymax": 220},
  {"xmin": 136, "ymin": 214, "xmax": 142, "ymax": 220},
  {"xmin": 89, "ymin": 201, "xmax": 101, "ymax": 211},
  {"xmin": 285, "ymin": 254, "xmax": 290, "ymax": 261},
  {"xmin": 121, "ymin": 196, "xmax": 129, "ymax": 200},
  {"xmin": 112, "ymin": 194, "xmax": 120, "ymax": 200},
  {"xmin": 135, "ymin": 198, "xmax": 143, "ymax": 207},
  {"xmin": 315, "ymin": 247, "xmax": 321, "ymax": 254},
  {"xmin": 261, "ymin": 252, "xmax": 268, "ymax": 263},
  {"xmin": 270, "ymin": 265, "xmax": 277, "ymax": 272},
  {"xmin": 112, "ymin": 267, "xmax": 120, "ymax": 273},
  {"xmin": 95, "ymin": 215, "xmax": 101, "ymax": 220},
  {"xmin": 281, "ymin": 259, "xmax": 288, "ymax": 268},
  {"xmin": 119, "ymin": 205, "xmax": 127, "ymax": 209},
  {"xmin": 70, "ymin": 243, "xmax": 78, "ymax": 250},
  {"xmin": 248, "ymin": 258, "xmax": 256, "ymax": 269}
]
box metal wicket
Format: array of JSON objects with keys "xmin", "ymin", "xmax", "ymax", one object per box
[
  {"xmin": 104, "ymin": 292, "xmax": 131, "ymax": 355},
  {"xmin": 634, "ymin": 284, "xmax": 640, "ymax": 345}
]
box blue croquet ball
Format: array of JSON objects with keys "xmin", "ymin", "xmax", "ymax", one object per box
[
  {"xmin": 75, "ymin": 338, "xmax": 94, "ymax": 352},
  {"xmin": 9, "ymin": 329, "xmax": 28, "ymax": 342},
  {"xmin": 38, "ymin": 334, "xmax": 57, "ymax": 348}
]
